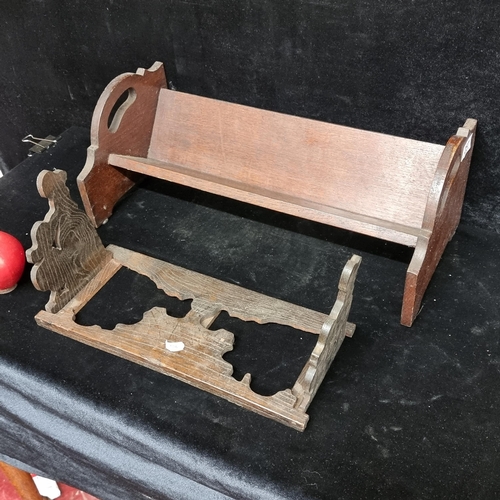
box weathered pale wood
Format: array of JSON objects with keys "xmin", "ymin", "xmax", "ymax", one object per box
[
  {"xmin": 293, "ymin": 255, "xmax": 361, "ymax": 410},
  {"xmin": 35, "ymin": 248, "xmax": 361, "ymax": 431},
  {"xmin": 77, "ymin": 62, "xmax": 477, "ymax": 325},
  {"xmin": 30, "ymin": 170, "xmax": 361, "ymax": 431},
  {"xmin": 26, "ymin": 170, "xmax": 112, "ymax": 313},
  {"xmin": 0, "ymin": 461, "xmax": 44, "ymax": 500},
  {"xmin": 109, "ymin": 244, "xmax": 354, "ymax": 335}
]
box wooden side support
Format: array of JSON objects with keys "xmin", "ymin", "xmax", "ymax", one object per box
[
  {"xmin": 77, "ymin": 61, "xmax": 167, "ymax": 227},
  {"xmin": 26, "ymin": 169, "xmax": 112, "ymax": 313},
  {"xmin": 28, "ymin": 170, "xmax": 362, "ymax": 431},
  {"xmin": 401, "ymin": 118, "xmax": 477, "ymax": 326},
  {"xmin": 293, "ymin": 255, "xmax": 361, "ymax": 411}
]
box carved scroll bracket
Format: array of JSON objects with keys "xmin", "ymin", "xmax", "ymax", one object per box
[{"xmin": 26, "ymin": 169, "xmax": 112, "ymax": 313}]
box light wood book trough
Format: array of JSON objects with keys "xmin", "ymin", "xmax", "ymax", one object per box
[
  {"xmin": 27, "ymin": 169, "xmax": 361, "ymax": 431},
  {"xmin": 78, "ymin": 62, "xmax": 477, "ymax": 326}
]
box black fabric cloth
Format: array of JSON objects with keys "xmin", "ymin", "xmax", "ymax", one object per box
[{"xmin": 0, "ymin": 127, "xmax": 499, "ymax": 499}]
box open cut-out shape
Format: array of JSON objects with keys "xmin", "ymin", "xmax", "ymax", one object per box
[
  {"xmin": 108, "ymin": 87, "xmax": 137, "ymax": 133},
  {"xmin": 211, "ymin": 311, "xmax": 318, "ymax": 397},
  {"xmin": 27, "ymin": 169, "xmax": 362, "ymax": 431},
  {"xmin": 76, "ymin": 267, "xmax": 193, "ymax": 330}
]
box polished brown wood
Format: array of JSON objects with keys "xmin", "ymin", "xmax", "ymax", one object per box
[
  {"xmin": 0, "ymin": 461, "xmax": 45, "ymax": 500},
  {"xmin": 77, "ymin": 62, "xmax": 477, "ymax": 325},
  {"xmin": 402, "ymin": 119, "xmax": 477, "ymax": 325},
  {"xmin": 30, "ymin": 170, "xmax": 362, "ymax": 431},
  {"xmin": 78, "ymin": 61, "xmax": 167, "ymax": 227}
]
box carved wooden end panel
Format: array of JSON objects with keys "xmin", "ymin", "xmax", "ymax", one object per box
[
  {"xmin": 293, "ymin": 255, "xmax": 361, "ymax": 411},
  {"xmin": 401, "ymin": 118, "xmax": 477, "ymax": 326},
  {"xmin": 29, "ymin": 170, "xmax": 362, "ymax": 431},
  {"xmin": 77, "ymin": 61, "xmax": 167, "ymax": 227},
  {"xmin": 26, "ymin": 169, "xmax": 111, "ymax": 313}
]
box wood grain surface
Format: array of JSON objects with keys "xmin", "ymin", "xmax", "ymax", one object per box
[
  {"xmin": 109, "ymin": 153, "xmax": 422, "ymax": 246},
  {"xmin": 30, "ymin": 169, "xmax": 362, "ymax": 430},
  {"xmin": 27, "ymin": 170, "xmax": 361, "ymax": 431},
  {"xmin": 77, "ymin": 62, "xmax": 167, "ymax": 227},
  {"xmin": 76, "ymin": 62, "xmax": 477, "ymax": 325},
  {"xmin": 150, "ymin": 89, "xmax": 444, "ymax": 231},
  {"xmin": 293, "ymin": 255, "xmax": 361, "ymax": 411},
  {"xmin": 26, "ymin": 170, "xmax": 112, "ymax": 313},
  {"xmin": 401, "ymin": 119, "xmax": 477, "ymax": 326},
  {"xmin": 34, "ymin": 248, "xmax": 360, "ymax": 431}
]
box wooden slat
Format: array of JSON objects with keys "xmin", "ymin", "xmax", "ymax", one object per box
[
  {"xmin": 401, "ymin": 119, "xmax": 477, "ymax": 326},
  {"xmin": 109, "ymin": 244, "xmax": 333, "ymax": 334},
  {"xmin": 77, "ymin": 62, "xmax": 167, "ymax": 227},
  {"xmin": 109, "ymin": 153, "xmax": 424, "ymax": 246},
  {"xmin": 148, "ymin": 89, "xmax": 444, "ymax": 231}
]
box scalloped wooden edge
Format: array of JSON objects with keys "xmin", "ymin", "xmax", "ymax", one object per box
[
  {"xmin": 401, "ymin": 118, "xmax": 477, "ymax": 326},
  {"xmin": 26, "ymin": 169, "xmax": 112, "ymax": 313},
  {"xmin": 77, "ymin": 62, "xmax": 167, "ymax": 227}
]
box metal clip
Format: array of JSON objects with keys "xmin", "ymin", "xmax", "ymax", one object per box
[{"xmin": 22, "ymin": 134, "xmax": 60, "ymax": 156}]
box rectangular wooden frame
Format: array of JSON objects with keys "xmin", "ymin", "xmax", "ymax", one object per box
[{"xmin": 35, "ymin": 245, "xmax": 360, "ymax": 431}]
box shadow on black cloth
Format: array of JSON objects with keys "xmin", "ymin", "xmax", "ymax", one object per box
[{"xmin": 0, "ymin": 127, "xmax": 499, "ymax": 499}]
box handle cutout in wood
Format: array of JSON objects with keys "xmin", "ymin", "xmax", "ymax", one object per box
[{"xmin": 108, "ymin": 87, "xmax": 137, "ymax": 133}]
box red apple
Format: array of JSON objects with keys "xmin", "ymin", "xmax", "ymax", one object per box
[{"xmin": 0, "ymin": 231, "xmax": 25, "ymax": 293}]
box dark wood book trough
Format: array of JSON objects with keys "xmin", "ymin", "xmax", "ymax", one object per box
[{"xmin": 77, "ymin": 62, "xmax": 477, "ymax": 327}]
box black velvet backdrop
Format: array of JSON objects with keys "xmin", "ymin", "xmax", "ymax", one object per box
[
  {"xmin": 0, "ymin": 128, "xmax": 500, "ymax": 500},
  {"xmin": 1, "ymin": 128, "xmax": 500, "ymax": 500},
  {"xmin": 1, "ymin": 2, "xmax": 500, "ymax": 499},
  {"xmin": 1, "ymin": 0, "xmax": 500, "ymax": 230}
]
